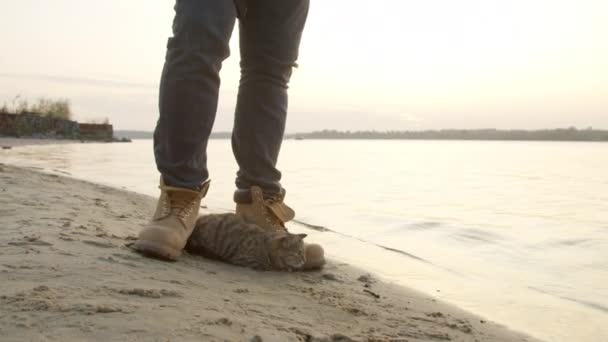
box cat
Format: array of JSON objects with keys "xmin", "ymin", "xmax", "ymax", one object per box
[{"xmin": 185, "ymin": 213, "xmax": 308, "ymax": 271}]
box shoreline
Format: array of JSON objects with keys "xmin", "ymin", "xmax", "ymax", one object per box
[{"xmin": 0, "ymin": 163, "xmax": 540, "ymax": 341}]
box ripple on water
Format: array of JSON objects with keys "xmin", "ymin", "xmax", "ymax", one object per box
[
  {"xmin": 528, "ymin": 286, "xmax": 608, "ymax": 314},
  {"xmin": 402, "ymin": 221, "xmax": 443, "ymax": 230},
  {"xmin": 545, "ymin": 238, "xmax": 608, "ymax": 249},
  {"xmin": 451, "ymin": 228, "xmax": 502, "ymax": 245}
]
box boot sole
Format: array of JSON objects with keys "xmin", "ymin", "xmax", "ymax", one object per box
[{"xmin": 131, "ymin": 240, "xmax": 181, "ymax": 261}]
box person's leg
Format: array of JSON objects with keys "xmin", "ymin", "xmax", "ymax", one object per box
[
  {"xmin": 231, "ymin": 0, "xmax": 310, "ymax": 197},
  {"xmin": 155, "ymin": 0, "xmax": 236, "ymax": 189},
  {"xmin": 134, "ymin": 0, "xmax": 236, "ymax": 261},
  {"xmin": 231, "ymin": 0, "xmax": 324, "ymax": 270}
]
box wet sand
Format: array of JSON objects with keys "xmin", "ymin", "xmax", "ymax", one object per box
[{"xmin": 0, "ymin": 163, "xmax": 541, "ymax": 341}]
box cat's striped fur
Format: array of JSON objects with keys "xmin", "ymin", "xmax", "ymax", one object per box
[{"xmin": 185, "ymin": 213, "xmax": 307, "ymax": 271}]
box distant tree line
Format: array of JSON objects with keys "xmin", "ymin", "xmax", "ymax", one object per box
[
  {"xmin": 287, "ymin": 128, "xmax": 608, "ymax": 142},
  {"xmin": 114, "ymin": 130, "xmax": 231, "ymax": 139},
  {"xmin": 1, "ymin": 95, "xmax": 72, "ymax": 120},
  {"xmin": 115, "ymin": 128, "xmax": 608, "ymax": 142}
]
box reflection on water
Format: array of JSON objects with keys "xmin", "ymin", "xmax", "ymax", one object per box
[{"xmin": 2, "ymin": 139, "xmax": 608, "ymax": 342}]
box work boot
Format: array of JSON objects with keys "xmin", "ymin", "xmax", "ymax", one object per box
[
  {"xmin": 235, "ymin": 186, "xmax": 325, "ymax": 270},
  {"xmin": 133, "ymin": 178, "xmax": 210, "ymax": 261}
]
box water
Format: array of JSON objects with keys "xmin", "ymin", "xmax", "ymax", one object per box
[{"xmin": 2, "ymin": 139, "xmax": 607, "ymax": 342}]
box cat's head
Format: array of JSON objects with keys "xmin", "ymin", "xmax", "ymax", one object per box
[{"xmin": 271, "ymin": 233, "xmax": 307, "ymax": 271}]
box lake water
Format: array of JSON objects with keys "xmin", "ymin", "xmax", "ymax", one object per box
[{"xmin": 2, "ymin": 139, "xmax": 607, "ymax": 342}]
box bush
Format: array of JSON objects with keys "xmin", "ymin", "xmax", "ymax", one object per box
[
  {"xmin": 1, "ymin": 95, "xmax": 72, "ymax": 120},
  {"xmin": 30, "ymin": 98, "xmax": 72, "ymax": 120}
]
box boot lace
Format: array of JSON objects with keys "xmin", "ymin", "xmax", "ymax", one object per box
[
  {"xmin": 160, "ymin": 190, "xmax": 200, "ymax": 221},
  {"xmin": 262, "ymin": 197, "xmax": 287, "ymax": 231}
]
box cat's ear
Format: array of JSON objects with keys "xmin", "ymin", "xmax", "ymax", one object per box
[
  {"xmin": 277, "ymin": 235, "xmax": 290, "ymax": 247},
  {"xmin": 296, "ymin": 233, "xmax": 307, "ymax": 240}
]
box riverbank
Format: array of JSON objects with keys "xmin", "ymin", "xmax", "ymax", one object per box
[{"xmin": 0, "ymin": 163, "xmax": 539, "ymax": 341}]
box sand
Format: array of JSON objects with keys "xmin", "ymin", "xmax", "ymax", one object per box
[{"xmin": 0, "ymin": 163, "xmax": 541, "ymax": 342}]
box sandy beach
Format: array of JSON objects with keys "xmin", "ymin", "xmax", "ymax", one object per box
[{"xmin": 0, "ymin": 162, "xmax": 542, "ymax": 342}]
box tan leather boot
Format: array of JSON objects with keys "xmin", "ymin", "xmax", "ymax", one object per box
[
  {"xmin": 235, "ymin": 186, "xmax": 325, "ymax": 270},
  {"xmin": 133, "ymin": 178, "xmax": 210, "ymax": 261}
]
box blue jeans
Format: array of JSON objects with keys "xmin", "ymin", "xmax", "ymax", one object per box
[{"xmin": 154, "ymin": 0, "xmax": 309, "ymax": 197}]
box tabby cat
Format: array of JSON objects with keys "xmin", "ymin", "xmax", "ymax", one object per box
[{"xmin": 185, "ymin": 213, "xmax": 307, "ymax": 271}]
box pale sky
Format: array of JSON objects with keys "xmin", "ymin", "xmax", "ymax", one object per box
[{"xmin": 0, "ymin": 0, "xmax": 607, "ymax": 131}]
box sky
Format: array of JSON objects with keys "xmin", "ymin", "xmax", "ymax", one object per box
[{"xmin": 0, "ymin": 0, "xmax": 607, "ymax": 132}]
